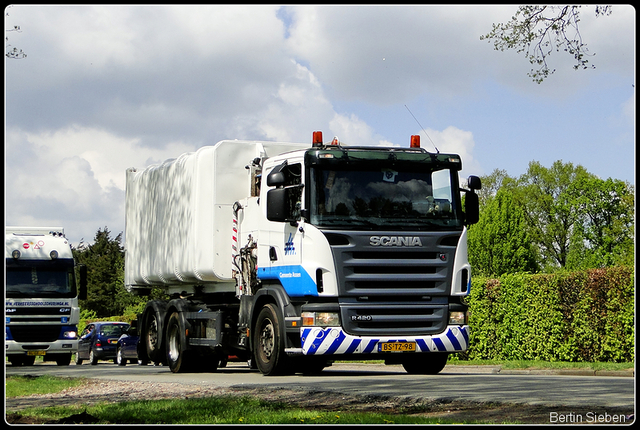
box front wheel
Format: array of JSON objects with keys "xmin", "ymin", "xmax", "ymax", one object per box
[
  {"xmin": 402, "ymin": 353, "xmax": 449, "ymax": 375},
  {"xmin": 55, "ymin": 355, "xmax": 72, "ymax": 366},
  {"xmin": 253, "ymin": 303, "xmax": 290, "ymax": 376}
]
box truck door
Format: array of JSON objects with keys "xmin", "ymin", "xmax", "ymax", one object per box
[{"xmin": 263, "ymin": 160, "xmax": 316, "ymax": 297}]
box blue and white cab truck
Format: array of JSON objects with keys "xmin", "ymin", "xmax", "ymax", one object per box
[
  {"xmin": 125, "ymin": 132, "xmax": 480, "ymax": 375},
  {"xmin": 5, "ymin": 227, "xmax": 87, "ymax": 366}
]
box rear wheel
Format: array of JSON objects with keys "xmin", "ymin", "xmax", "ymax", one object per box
[
  {"xmin": 253, "ymin": 303, "xmax": 290, "ymax": 376},
  {"xmin": 166, "ymin": 312, "xmax": 191, "ymax": 373},
  {"xmin": 89, "ymin": 349, "xmax": 98, "ymax": 365}
]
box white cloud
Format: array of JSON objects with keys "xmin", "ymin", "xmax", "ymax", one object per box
[
  {"xmin": 424, "ymin": 126, "xmax": 482, "ymax": 179},
  {"xmin": 4, "ymin": 125, "xmax": 196, "ymax": 242}
]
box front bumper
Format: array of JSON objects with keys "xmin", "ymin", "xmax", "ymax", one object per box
[
  {"xmin": 300, "ymin": 325, "xmax": 469, "ymax": 355},
  {"xmin": 5, "ymin": 339, "xmax": 78, "ymax": 355}
]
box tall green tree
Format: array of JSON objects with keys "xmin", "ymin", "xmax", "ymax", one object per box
[
  {"xmin": 73, "ymin": 227, "xmax": 126, "ymax": 317},
  {"xmin": 566, "ymin": 176, "xmax": 634, "ymax": 269},
  {"xmin": 468, "ymin": 188, "xmax": 538, "ymax": 276},
  {"xmin": 516, "ymin": 160, "xmax": 591, "ymax": 271}
]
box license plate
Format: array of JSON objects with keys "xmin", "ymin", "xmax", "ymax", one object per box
[
  {"xmin": 108, "ymin": 339, "xmax": 118, "ymax": 344},
  {"xmin": 27, "ymin": 350, "xmax": 46, "ymax": 356},
  {"xmin": 378, "ymin": 342, "xmax": 416, "ymax": 352}
]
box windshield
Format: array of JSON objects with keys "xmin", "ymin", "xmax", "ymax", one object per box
[
  {"xmin": 6, "ymin": 266, "xmax": 77, "ymax": 298},
  {"xmin": 310, "ymin": 166, "xmax": 462, "ymax": 230}
]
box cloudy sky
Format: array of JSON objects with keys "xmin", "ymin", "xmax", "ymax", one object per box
[{"xmin": 4, "ymin": 5, "xmax": 635, "ymax": 245}]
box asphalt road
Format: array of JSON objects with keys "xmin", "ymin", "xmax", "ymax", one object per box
[{"xmin": 6, "ymin": 361, "xmax": 635, "ymax": 410}]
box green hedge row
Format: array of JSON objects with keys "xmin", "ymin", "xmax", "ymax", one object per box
[{"xmin": 465, "ymin": 266, "xmax": 634, "ymax": 363}]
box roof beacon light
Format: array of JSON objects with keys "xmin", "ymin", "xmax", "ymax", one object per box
[
  {"xmin": 331, "ymin": 136, "xmax": 339, "ymax": 146},
  {"xmin": 410, "ymin": 135, "xmax": 421, "ymax": 148},
  {"xmin": 312, "ymin": 131, "xmax": 323, "ymax": 147}
]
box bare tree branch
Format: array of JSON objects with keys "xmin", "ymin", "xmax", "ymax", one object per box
[{"xmin": 481, "ymin": 5, "xmax": 612, "ymax": 83}]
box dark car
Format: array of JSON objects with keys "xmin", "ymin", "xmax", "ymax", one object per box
[
  {"xmin": 116, "ymin": 325, "xmax": 148, "ymax": 366},
  {"xmin": 76, "ymin": 322, "xmax": 130, "ymax": 365}
]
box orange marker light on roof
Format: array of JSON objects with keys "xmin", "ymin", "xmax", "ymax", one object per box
[
  {"xmin": 312, "ymin": 131, "xmax": 323, "ymax": 147},
  {"xmin": 410, "ymin": 135, "xmax": 420, "ymax": 148}
]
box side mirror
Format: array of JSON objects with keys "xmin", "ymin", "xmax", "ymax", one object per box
[
  {"xmin": 467, "ymin": 175, "xmax": 481, "ymax": 190},
  {"xmin": 267, "ymin": 185, "xmax": 303, "ymax": 224},
  {"xmin": 266, "ymin": 161, "xmax": 288, "ymax": 187},
  {"xmin": 464, "ymin": 191, "xmax": 479, "ymax": 225},
  {"xmin": 267, "ymin": 188, "xmax": 288, "ymax": 222},
  {"xmin": 266, "ymin": 171, "xmax": 286, "ymax": 187}
]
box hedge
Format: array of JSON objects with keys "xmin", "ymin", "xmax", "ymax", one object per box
[{"xmin": 465, "ymin": 266, "xmax": 634, "ymax": 362}]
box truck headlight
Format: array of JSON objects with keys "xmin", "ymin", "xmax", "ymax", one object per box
[
  {"xmin": 63, "ymin": 331, "xmax": 78, "ymax": 339},
  {"xmin": 449, "ymin": 311, "xmax": 468, "ymax": 325},
  {"xmin": 301, "ymin": 312, "xmax": 340, "ymax": 327}
]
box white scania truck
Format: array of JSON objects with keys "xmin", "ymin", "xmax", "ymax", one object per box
[
  {"xmin": 5, "ymin": 227, "xmax": 87, "ymax": 366},
  {"xmin": 125, "ymin": 132, "xmax": 480, "ymax": 375}
]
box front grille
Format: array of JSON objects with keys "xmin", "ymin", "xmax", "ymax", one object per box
[
  {"xmin": 340, "ymin": 302, "xmax": 447, "ymax": 336},
  {"xmin": 326, "ymin": 230, "xmax": 460, "ymax": 336},
  {"xmin": 9, "ymin": 325, "xmax": 62, "ymax": 343}
]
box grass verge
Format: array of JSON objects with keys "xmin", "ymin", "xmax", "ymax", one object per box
[
  {"xmin": 7, "ymin": 397, "xmax": 471, "ymax": 425},
  {"xmin": 5, "ymin": 375, "xmax": 86, "ymax": 397}
]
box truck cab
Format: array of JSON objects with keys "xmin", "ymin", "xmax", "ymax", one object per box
[{"xmin": 5, "ymin": 227, "xmax": 87, "ymax": 366}]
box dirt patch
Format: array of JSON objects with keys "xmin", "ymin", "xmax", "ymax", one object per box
[{"xmin": 5, "ymin": 380, "xmax": 635, "ymax": 424}]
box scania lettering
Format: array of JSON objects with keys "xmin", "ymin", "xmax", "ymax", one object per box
[
  {"xmin": 5, "ymin": 227, "xmax": 87, "ymax": 366},
  {"xmin": 369, "ymin": 236, "xmax": 424, "ymax": 247},
  {"xmin": 125, "ymin": 132, "xmax": 480, "ymax": 375}
]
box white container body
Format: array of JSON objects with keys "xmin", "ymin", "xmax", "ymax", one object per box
[{"xmin": 125, "ymin": 140, "xmax": 308, "ymax": 293}]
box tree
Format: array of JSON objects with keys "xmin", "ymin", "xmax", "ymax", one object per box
[
  {"xmin": 73, "ymin": 227, "xmax": 126, "ymax": 317},
  {"xmin": 516, "ymin": 160, "xmax": 591, "ymax": 270},
  {"xmin": 468, "ymin": 188, "xmax": 538, "ymax": 276},
  {"xmin": 480, "ymin": 5, "xmax": 612, "ymax": 83},
  {"xmin": 5, "ymin": 6, "xmax": 27, "ymax": 59},
  {"xmin": 566, "ymin": 177, "xmax": 634, "ymax": 269},
  {"xmin": 475, "ymin": 168, "xmax": 516, "ymax": 209}
]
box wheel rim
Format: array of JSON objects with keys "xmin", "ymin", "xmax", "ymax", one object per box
[
  {"xmin": 258, "ymin": 317, "xmax": 275, "ymax": 361},
  {"xmin": 167, "ymin": 323, "xmax": 181, "ymax": 363},
  {"xmin": 147, "ymin": 315, "xmax": 159, "ymax": 351}
]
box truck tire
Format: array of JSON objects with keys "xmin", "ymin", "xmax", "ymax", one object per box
[
  {"xmin": 402, "ymin": 353, "xmax": 448, "ymax": 375},
  {"xmin": 166, "ymin": 312, "xmax": 191, "ymax": 373},
  {"xmin": 253, "ymin": 303, "xmax": 290, "ymax": 376},
  {"xmin": 142, "ymin": 309, "xmax": 164, "ymax": 364},
  {"xmin": 55, "ymin": 355, "xmax": 72, "ymax": 366}
]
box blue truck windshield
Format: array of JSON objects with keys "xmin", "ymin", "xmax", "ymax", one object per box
[{"xmin": 310, "ymin": 166, "xmax": 463, "ymax": 230}]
